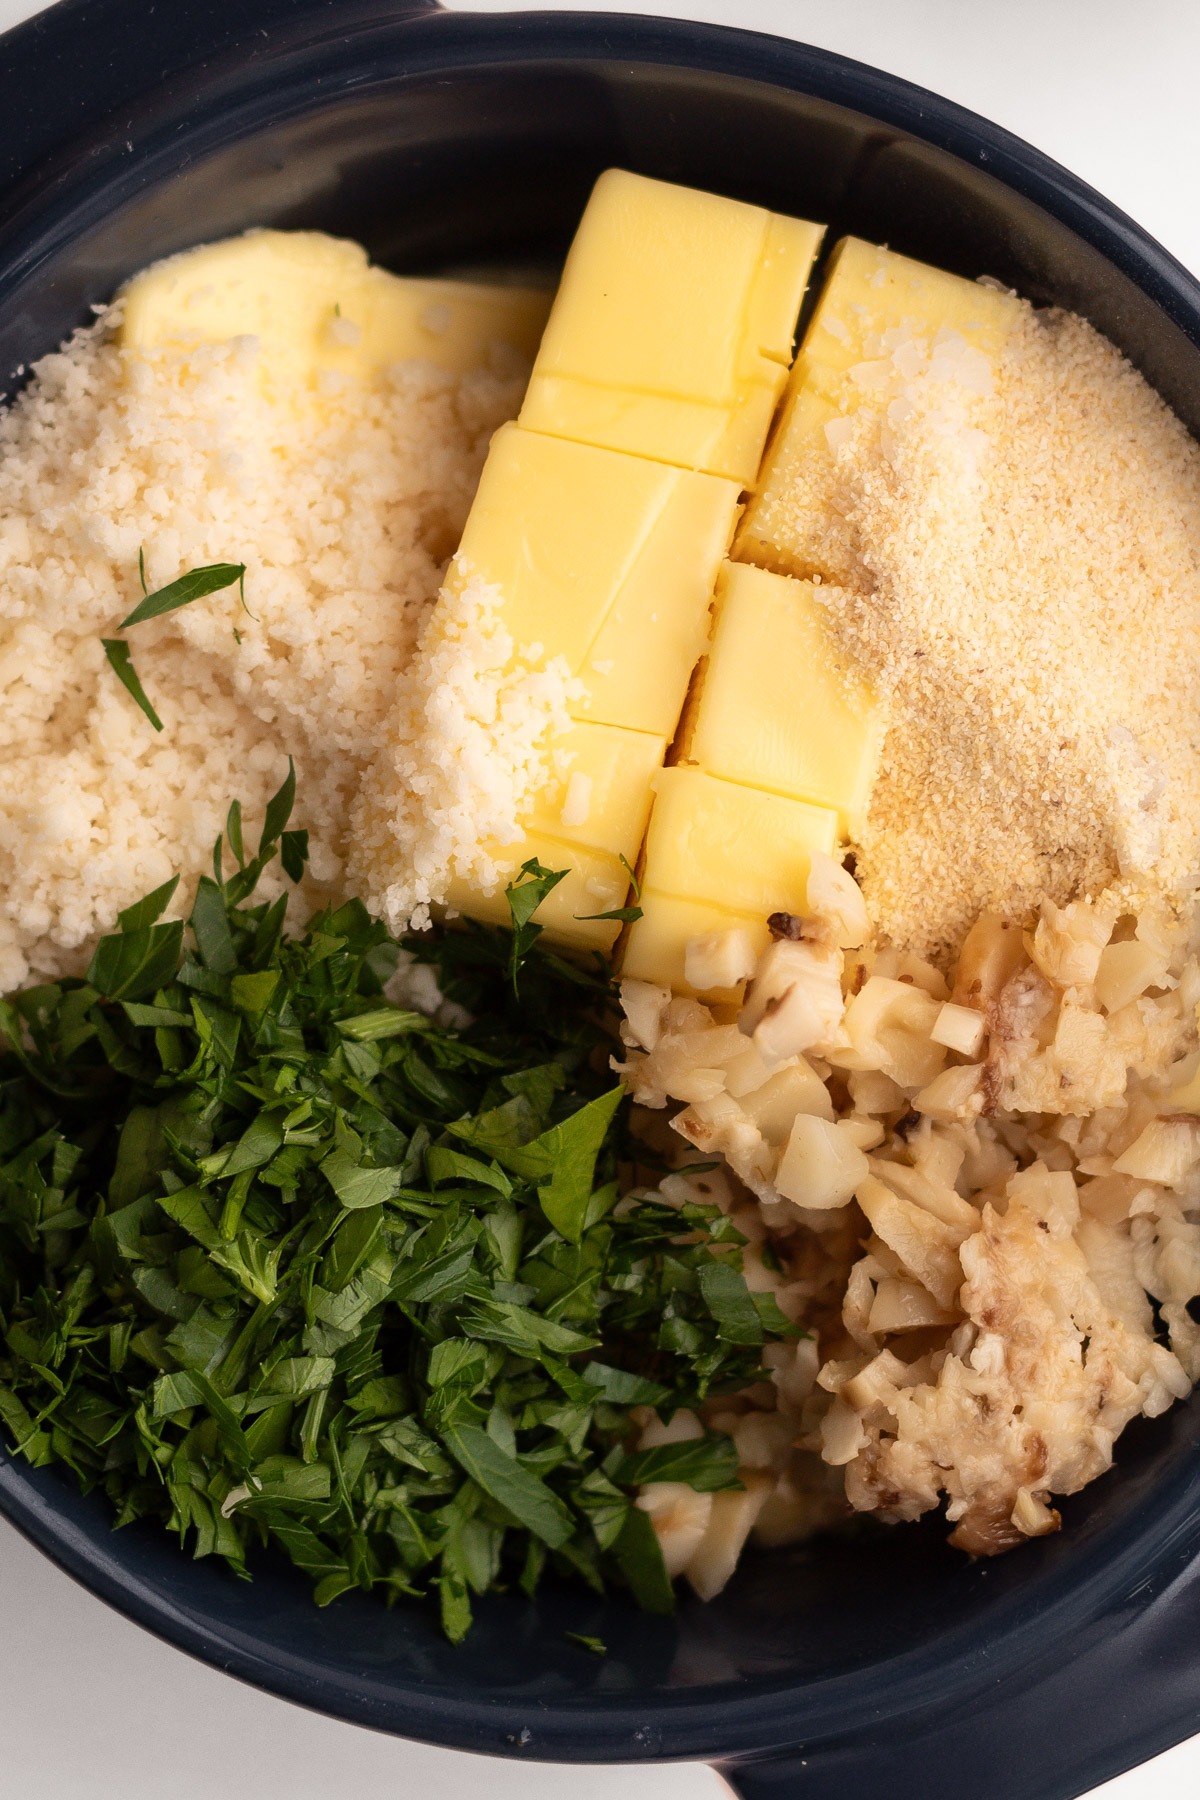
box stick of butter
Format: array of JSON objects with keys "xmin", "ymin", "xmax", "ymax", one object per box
[
  {"xmin": 452, "ymin": 423, "xmax": 740, "ymax": 736},
  {"xmin": 678, "ymin": 561, "xmax": 884, "ymax": 838},
  {"xmin": 441, "ymin": 423, "xmax": 730, "ymax": 951},
  {"xmin": 623, "ymin": 767, "xmax": 838, "ymax": 995},
  {"xmin": 739, "ymin": 236, "xmax": 1022, "ymax": 581},
  {"xmin": 119, "ymin": 229, "xmax": 553, "ymax": 394},
  {"xmin": 519, "ymin": 169, "xmax": 824, "ymax": 484},
  {"xmin": 435, "ymin": 174, "xmax": 834, "ymax": 963}
]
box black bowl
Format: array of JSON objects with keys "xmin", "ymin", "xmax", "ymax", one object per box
[{"xmin": 1, "ymin": 5, "xmax": 1198, "ymax": 1797}]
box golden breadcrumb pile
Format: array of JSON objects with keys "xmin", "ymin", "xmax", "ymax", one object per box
[{"xmin": 756, "ymin": 304, "xmax": 1200, "ymax": 963}]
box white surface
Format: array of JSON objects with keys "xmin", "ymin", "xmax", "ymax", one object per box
[{"xmin": 0, "ymin": 0, "xmax": 1198, "ymax": 1796}]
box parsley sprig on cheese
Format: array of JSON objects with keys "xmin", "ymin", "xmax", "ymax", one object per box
[
  {"xmin": 0, "ymin": 771, "xmax": 789, "ymax": 1639},
  {"xmin": 104, "ymin": 557, "xmax": 249, "ymax": 731}
]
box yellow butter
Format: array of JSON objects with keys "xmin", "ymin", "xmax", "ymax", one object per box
[
  {"xmin": 682, "ymin": 561, "xmax": 883, "ymax": 837},
  {"xmin": 573, "ymin": 475, "xmax": 742, "ymax": 733},
  {"xmin": 525, "ymin": 721, "xmax": 667, "ymax": 863},
  {"xmin": 519, "ymin": 169, "xmax": 824, "ymax": 483},
  {"xmin": 621, "ymin": 890, "xmax": 769, "ymax": 1001},
  {"xmin": 443, "ymin": 831, "xmax": 628, "ymax": 954},
  {"xmin": 119, "ymin": 229, "xmax": 552, "ymax": 394},
  {"xmin": 796, "ymin": 235, "xmax": 1019, "ymax": 389},
  {"xmin": 442, "ymin": 724, "xmax": 661, "ymax": 954},
  {"xmin": 737, "ymin": 384, "xmax": 842, "ymax": 580},
  {"xmin": 740, "ymin": 236, "xmax": 1022, "ymax": 579},
  {"xmin": 452, "ymin": 423, "xmax": 739, "ymax": 735},
  {"xmin": 640, "ymin": 766, "xmax": 838, "ymax": 918}
]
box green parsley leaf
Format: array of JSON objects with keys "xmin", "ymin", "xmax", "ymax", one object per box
[
  {"xmin": 615, "ymin": 1432, "xmax": 742, "ymax": 1492},
  {"xmin": 581, "ymin": 1362, "xmax": 672, "ymax": 1407},
  {"xmin": 609, "ymin": 1503, "xmax": 674, "ymax": 1615},
  {"xmin": 451, "ymin": 1083, "xmax": 626, "ymax": 1242},
  {"xmin": 118, "ymin": 875, "xmax": 180, "ymax": 931},
  {"xmin": 698, "ymin": 1257, "xmax": 765, "ymax": 1346},
  {"xmin": 441, "ymin": 1424, "xmax": 575, "ymax": 1548},
  {"xmin": 504, "ymin": 858, "xmax": 567, "ymax": 993},
  {"xmin": 532, "ymin": 1085, "xmax": 626, "ymax": 1242},
  {"xmin": 226, "ymin": 799, "xmax": 246, "ymax": 868},
  {"xmin": 320, "ymin": 1147, "xmax": 406, "ymax": 1211},
  {"xmin": 190, "ymin": 876, "xmax": 238, "ymax": 973},
  {"xmin": 280, "ymin": 828, "xmax": 309, "ymax": 883},
  {"xmin": 120, "ymin": 561, "xmax": 247, "ymax": 628},
  {"xmin": 260, "ymin": 757, "xmax": 296, "ymax": 852},
  {"xmin": 335, "ymin": 1009, "xmax": 425, "ymax": 1043},
  {"xmin": 87, "ymin": 919, "xmax": 184, "ymax": 1000},
  {"xmin": 102, "ymin": 638, "xmax": 163, "ymax": 731}
]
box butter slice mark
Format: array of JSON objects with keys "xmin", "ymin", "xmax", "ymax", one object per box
[
  {"xmin": 681, "ymin": 560, "xmax": 884, "ymax": 838},
  {"xmin": 518, "ymin": 168, "xmax": 824, "ymax": 482},
  {"xmin": 520, "ymin": 377, "xmax": 780, "ymax": 489},
  {"xmin": 453, "ymin": 424, "xmax": 740, "ymax": 739},
  {"xmin": 641, "ymin": 766, "xmax": 838, "ymax": 920},
  {"xmin": 522, "ymin": 721, "xmax": 667, "ymax": 865},
  {"xmin": 572, "ymin": 468, "xmax": 741, "ymax": 736},
  {"xmin": 445, "ymin": 723, "xmax": 665, "ymax": 957},
  {"xmin": 452, "ymin": 424, "xmax": 716, "ymax": 682},
  {"xmin": 745, "ymin": 212, "xmax": 828, "ymax": 370}
]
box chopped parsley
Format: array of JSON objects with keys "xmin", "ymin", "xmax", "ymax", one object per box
[
  {"xmin": 104, "ymin": 558, "xmax": 249, "ymax": 729},
  {"xmin": 101, "ymin": 637, "xmax": 164, "ymax": 732},
  {"xmin": 120, "ymin": 559, "xmax": 248, "ymax": 629},
  {"xmin": 0, "ymin": 772, "xmax": 788, "ymax": 1639}
]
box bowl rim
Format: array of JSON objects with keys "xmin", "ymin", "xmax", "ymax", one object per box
[{"xmin": 0, "ymin": 1, "xmax": 1199, "ymax": 1787}]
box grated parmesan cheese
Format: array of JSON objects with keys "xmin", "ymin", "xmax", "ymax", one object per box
[
  {"xmin": 348, "ymin": 563, "xmax": 577, "ymax": 931},
  {"xmin": 0, "ymin": 310, "xmax": 532, "ymax": 984}
]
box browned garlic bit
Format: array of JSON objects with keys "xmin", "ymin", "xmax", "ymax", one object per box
[{"xmin": 617, "ymin": 858, "xmax": 1200, "ymax": 1571}]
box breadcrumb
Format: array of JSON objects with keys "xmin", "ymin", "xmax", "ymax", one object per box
[{"xmin": 750, "ymin": 304, "xmax": 1200, "ymax": 963}]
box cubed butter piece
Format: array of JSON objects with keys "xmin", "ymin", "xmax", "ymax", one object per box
[
  {"xmin": 741, "ymin": 236, "xmax": 1022, "ymax": 580},
  {"xmin": 682, "ymin": 561, "xmax": 884, "ymax": 837},
  {"xmin": 120, "ymin": 229, "xmax": 552, "ymax": 395},
  {"xmin": 640, "ymin": 767, "xmax": 839, "ymax": 919},
  {"xmin": 622, "ymin": 891, "xmax": 770, "ymax": 1001},
  {"xmin": 443, "ymin": 725, "xmax": 663, "ymax": 956},
  {"xmin": 452, "ymin": 423, "xmax": 739, "ymax": 735},
  {"xmin": 443, "ymin": 831, "xmax": 628, "ymax": 955},
  {"xmin": 794, "ymin": 235, "xmax": 1020, "ymax": 392},
  {"xmin": 524, "ymin": 720, "xmax": 667, "ymax": 864},
  {"xmin": 520, "ymin": 169, "xmax": 824, "ymax": 483}
]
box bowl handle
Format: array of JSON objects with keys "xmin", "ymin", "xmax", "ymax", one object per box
[
  {"xmin": 716, "ymin": 1539, "xmax": 1200, "ymax": 1800},
  {"xmin": 0, "ymin": 0, "xmax": 442, "ymax": 204}
]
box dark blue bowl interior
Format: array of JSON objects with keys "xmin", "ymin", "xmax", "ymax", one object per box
[{"xmin": 1, "ymin": 7, "xmax": 1199, "ymax": 1790}]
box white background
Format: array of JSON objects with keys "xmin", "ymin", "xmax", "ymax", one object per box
[{"xmin": 0, "ymin": 1, "xmax": 1198, "ymax": 1795}]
